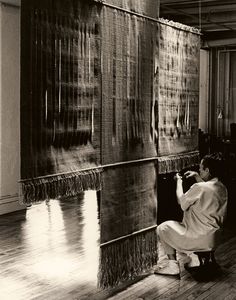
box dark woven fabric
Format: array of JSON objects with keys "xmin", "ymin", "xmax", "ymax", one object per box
[
  {"xmin": 96, "ymin": 5, "xmax": 160, "ymax": 288},
  {"xmin": 156, "ymin": 20, "xmax": 200, "ymax": 156},
  {"xmin": 104, "ymin": 0, "xmax": 159, "ymax": 19},
  {"xmin": 101, "ymin": 6, "xmax": 157, "ymax": 164},
  {"xmin": 99, "ymin": 162, "xmax": 158, "ymax": 287},
  {"xmin": 158, "ymin": 151, "xmax": 199, "ymax": 174},
  {"xmin": 21, "ymin": 1, "xmax": 102, "ymax": 203},
  {"xmin": 98, "ymin": 6, "xmax": 158, "ymax": 287},
  {"xmin": 101, "ymin": 163, "xmax": 157, "ymax": 243},
  {"xmin": 20, "ymin": 0, "xmax": 201, "ymax": 289}
]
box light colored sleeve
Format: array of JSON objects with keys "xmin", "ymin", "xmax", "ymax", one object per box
[{"xmin": 179, "ymin": 183, "xmax": 203, "ymax": 211}]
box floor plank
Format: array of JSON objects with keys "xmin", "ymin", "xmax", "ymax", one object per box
[{"xmin": 1, "ymin": 194, "xmax": 236, "ymax": 300}]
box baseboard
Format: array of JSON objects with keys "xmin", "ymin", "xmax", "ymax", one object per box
[{"xmin": 0, "ymin": 193, "xmax": 26, "ymax": 215}]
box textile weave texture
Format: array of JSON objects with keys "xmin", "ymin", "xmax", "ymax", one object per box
[
  {"xmin": 20, "ymin": 0, "xmax": 201, "ymax": 289},
  {"xmin": 156, "ymin": 21, "xmax": 200, "ymax": 156},
  {"xmin": 101, "ymin": 6, "xmax": 157, "ymax": 165},
  {"xmin": 99, "ymin": 5, "xmax": 158, "ymax": 287},
  {"xmin": 21, "ymin": 1, "xmax": 102, "ymax": 203},
  {"xmin": 103, "ymin": 0, "xmax": 159, "ymax": 19},
  {"xmin": 99, "ymin": 162, "xmax": 158, "ymax": 287}
]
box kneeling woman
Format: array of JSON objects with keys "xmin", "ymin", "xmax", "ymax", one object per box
[{"xmin": 155, "ymin": 153, "xmax": 228, "ymax": 276}]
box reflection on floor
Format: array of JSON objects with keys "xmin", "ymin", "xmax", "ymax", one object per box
[
  {"xmin": 107, "ymin": 231, "xmax": 236, "ymax": 300},
  {"xmin": 1, "ymin": 191, "xmax": 236, "ymax": 300},
  {"xmin": 0, "ymin": 191, "xmax": 101, "ymax": 300}
]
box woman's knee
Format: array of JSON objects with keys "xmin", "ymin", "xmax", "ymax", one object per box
[{"xmin": 157, "ymin": 221, "xmax": 171, "ymax": 238}]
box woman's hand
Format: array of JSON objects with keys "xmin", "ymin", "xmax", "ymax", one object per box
[
  {"xmin": 184, "ymin": 170, "xmax": 198, "ymax": 178},
  {"xmin": 184, "ymin": 170, "xmax": 203, "ymax": 182},
  {"xmin": 174, "ymin": 173, "xmax": 183, "ymax": 181}
]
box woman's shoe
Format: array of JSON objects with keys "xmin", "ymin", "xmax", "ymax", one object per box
[
  {"xmin": 184, "ymin": 253, "xmax": 200, "ymax": 268},
  {"xmin": 154, "ymin": 260, "xmax": 180, "ymax": 276}
]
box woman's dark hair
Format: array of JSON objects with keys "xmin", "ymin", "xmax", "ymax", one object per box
[{"xmin": 202, "ymin": 152, "xmax": 224, "ymax": 179}]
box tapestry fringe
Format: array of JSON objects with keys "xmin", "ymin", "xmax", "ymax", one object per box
[
  {"xmin": 98, "ymin": 228, "xmax": 158, "ymax": 289},
  {"xmin": 21, "ymin": 169, "xmax": 102, "ymax": 204},
  {"xmin": 159, "ymin": 18, "xmax": 201, "ymax": 34},
  {"xmin": 158, "ymin": 151, "xmax": 199, "ymax": 174}
]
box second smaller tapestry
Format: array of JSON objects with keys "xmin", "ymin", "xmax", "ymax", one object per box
[{"xmin": 157, "ymin": 20, "xmax": 200, "ymax": 156}]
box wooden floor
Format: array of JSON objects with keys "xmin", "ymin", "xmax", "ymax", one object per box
[{"xmin": 1, "ymin": 192, "xmax": 236, "ymax": 300}]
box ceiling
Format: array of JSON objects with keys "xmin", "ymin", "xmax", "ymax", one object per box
[
  {"xmin": 3, "ymin": 0, "xmax": 236, "ymax": 46},
  {"xmin": 159, "ymin": 0, "xmax": 236, "ymax": 46},
  {"xmin": 1, "ymin": 0, "xmax": 20, "ymax": 6}
]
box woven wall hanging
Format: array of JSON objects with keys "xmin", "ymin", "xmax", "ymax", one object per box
[
  {"xmin": 156, "ymin": 19, "xmax": 201, "ymax": 173},
  {"xmin": 99, "ymin": 4, "xmax": 158, "ymax": 287},
  {"xmin": 20, "ymin": 0, "xmax": 201, "ymax": 290},
  {"xmin": 21, "ymin": 0, "xmax": 102, "ymax": 204}
]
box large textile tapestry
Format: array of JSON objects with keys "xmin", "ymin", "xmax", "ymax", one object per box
[
  {"xmin": 103, "ymin": 0, "xmax": 159, "ymax": 19},
  {"xmin": 20, "ymin": 1, "xmax": 102, "ymax": 203},
  {"xmin": 99, "ymin": 5, "xmax": 158, "ymax": 287},
  {"xmin": 20, "ymin": 0, "xmax": 202, "ymax": 290},
  {"xmin": 99, "ymin": 162, "xmax": 157, "ymax": 288},
  {"xmin": 156, "ymin": 20, "xmax": 201, "ymax": 173},
  {"xmin": 101, "ymin": 6, "xmax": 157, "ymax": 164}
]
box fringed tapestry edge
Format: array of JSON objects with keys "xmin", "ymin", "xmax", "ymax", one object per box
[
  {"xmin": 159, "ymin": 17, "xmax": 201, "ymax": 34},
  {"xmin": 21, "ymin": 168, "xmax": 103, "ymax": 204},
  {"xmin": 98, "ymin": 226, "xmax": 158, "ymax": 289},
  {"xmin": 158, "ymin": 151, "xmax": 200, "ymax": 174}
]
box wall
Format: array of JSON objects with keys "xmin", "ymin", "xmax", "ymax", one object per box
[
  {"xmin": 199, "ymin": 49, "xmax": 209, "ymax": 132},
  {"xmin": 207, "ymin": 47, "xmax": 236, "ymax": 137},
  {"xmin": 0, "ymin": 3, "xmax": 25, "ymax": 214}
]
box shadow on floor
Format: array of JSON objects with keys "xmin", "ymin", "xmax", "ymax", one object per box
[{"xmin": 185, "ymin": 262, "xmax": 223, "ymax": 282}]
